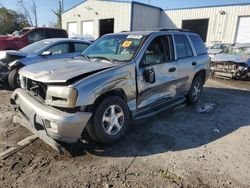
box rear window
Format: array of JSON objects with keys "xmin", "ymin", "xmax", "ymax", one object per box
[
  {"xmin": 174, "ymin": 35, "xmax": 193, "ymax": 59},
  {"xmin": 190, "ymin": 35, "xmax": 207, "ymax": 55}
]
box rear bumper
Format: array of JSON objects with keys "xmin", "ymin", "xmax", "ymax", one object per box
[{"xmin": 11, "ymin": 88, "xmax": 92, "ymax": 143}]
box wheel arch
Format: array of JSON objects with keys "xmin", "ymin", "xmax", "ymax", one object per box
[
  {"xmin": 194, "ymin": 69, "xmax": 207, "ymax": 84},
  {"xmin": 88, "ymin": 88, "xmax": 128, "ymax": 112}
]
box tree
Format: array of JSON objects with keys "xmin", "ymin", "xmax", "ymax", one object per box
[
  {"xmin": 0, "ymin": 7, "xmax": 30, "ymax": 35},
  {"xmin": 52, "ymin": 0, "xmax": 63, "ymax": 29},
  {"xmin": 17, "ymin": 0, "xmax": 38, "ymax": 27}
]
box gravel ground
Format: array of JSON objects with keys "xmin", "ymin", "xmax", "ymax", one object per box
[{"xmin": 0, "ymin": 78, "xmax": 250, "ymax": 188}]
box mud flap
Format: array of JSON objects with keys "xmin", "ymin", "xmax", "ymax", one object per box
[{"xmin": 13, "ymin": 115, "xmax": 64, "ymax": 154}]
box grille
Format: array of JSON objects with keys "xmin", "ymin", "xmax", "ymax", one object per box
[{"xmin": 26, "ymin": 79, "xmax": 47, "ymax": 100}]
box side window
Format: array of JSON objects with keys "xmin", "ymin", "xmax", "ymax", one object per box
[
  {"xmin": 47, "ymin": 43, "xmax": 70, "ymax": 55},
  {"xmin": 74, "ymin": 43, "xmax": 89, "ymax": 52},
  {"xmin": 190, "ymin": 35, "xmax": 207, "ymax": 55},
  {"xmin": 47, "ymin": 30, "xmax": 67, "ymax": 38},
  {"xmin": 143, "ymin": 36, "xmax": 167, "ymax": 66},
  {"xmin": 28, "ymin": 30, "xmax": 46, "ymax": 43},
  {"xmin": 174, "ymin": 35, "xmax": 193, "ymax": 59}
]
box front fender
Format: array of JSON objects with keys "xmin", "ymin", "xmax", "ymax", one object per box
[
  {"xmin": 8, "ymin": 60, "xmax": 25, "ymax": 71},
  {"xmin": 72, "ymin": 63, "xmax": 136, "ymax": 108}
]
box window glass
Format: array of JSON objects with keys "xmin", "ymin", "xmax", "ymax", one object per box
[
  {"xmin": 28, "ymin": 30, "xmax": 46, "ymax": 43},
  {"xmin": 47, "ymin": 43, "xmax": 70, "ymax": 55},
  {"xmin": 144, "ymin": 36, "xmax": 167, "ymax": 65},
  {"xmin": 47, "ymin": 30, "xmax": 67, "ymax": 38},
  {"xmin": 20, "ymin": 40, "xmax": 52, "ymax": 54},
  {"xmin": 83, "ymin": 34, "xmax": 145, "ymax": 62},
  {"xmin": 190, "ymin": 35, "xmax": 207, "ymax": 55},
  {"xmin": 174, "ymin": 35, "xmax": 193, "ymax": 59},
  {"xmin": 74, "ymin": 43, "xmax": 89, "ymax": 52}
]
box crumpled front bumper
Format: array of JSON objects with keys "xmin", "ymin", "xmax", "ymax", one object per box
[{"xmin": 11, "ymin": 88, "xmax": 92, "ymax": 143}]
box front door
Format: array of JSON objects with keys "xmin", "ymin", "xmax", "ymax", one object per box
[{"xmin": 136, "ymin": 35, "xmax": 179, "ymax": 109}]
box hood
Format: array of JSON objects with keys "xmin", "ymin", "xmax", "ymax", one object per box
[
  {"xmin": 0, "ymin": 50, "xmax": 27, "ymax": 63},
  {"xmin": 212, "ymin": 53, "xmax": 250, "ymax": 63},
  {"xmin": 0, "ymin": 35, "xmax": 19, "ymax": 40},
  {"xmin": 19, "ymin": 58, "xmax": 116, "ymax": 83}
]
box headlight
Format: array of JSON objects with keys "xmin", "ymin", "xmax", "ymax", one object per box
[
  {"xmin": 0, "ymin": 51, "xmax": 6, "ymax": 60},
  {"xmin": 46, "ymin": 86, "xmax": 78, "ymax": 108}
]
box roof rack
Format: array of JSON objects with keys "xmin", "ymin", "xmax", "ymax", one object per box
[{"xmin": 153, "ymin": 28, "xmax": 190, "ymax": 32}]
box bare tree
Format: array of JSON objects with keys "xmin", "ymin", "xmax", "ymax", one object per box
[
  {"xmin": 52, "ymin": 0, "xmax": 63, "ymax": 28},
  {"xmin": 31, "ymin": 1, "xmax": 37, "ymax": 27},
  {"xmin": 17, "ymin": 0, "xmax": 38, "ymax": 27}
]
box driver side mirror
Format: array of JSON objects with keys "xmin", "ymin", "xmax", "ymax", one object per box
[
  {"xmin": 41, "ymin": 51, "xmax": 52, "ymax": 56},
  {"xmin": 144, "ymin": 68, "xmax": 155, "ymax": 84}
]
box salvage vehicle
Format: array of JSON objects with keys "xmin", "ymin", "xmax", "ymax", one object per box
[
  {"xmin": 0, "ymin": 38, "xmax": 91, "ymax": 89},
  {"xmin": 11, "ymin": 29, "xmax": 210, "ymax": 145},
  {"xmin": 0, "ymin": 27, "xmax": 68, "ymax": 51},
  {"xmin": 211, "ymin": 43, "xmax": 250, "ymax": 80},
  {"xmin": 208, "ymin": 43, "xmax": 232, "ymax": 58}
]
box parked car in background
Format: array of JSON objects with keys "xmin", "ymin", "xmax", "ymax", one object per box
[
  {"xmin": 0, "ymin": 38, "xmax": 91, "ymax": 88},
  {"xmin": 0, "ymin": 27, "xmax": 68, "ymax": 51},
  {"xmin": 211, "ymin": 43, "xmax": 250, "ymax": 80},
  {"xmin": 208, "ymin": 43, "xmax": 232, "ymax": 58},
  {"xmin": 11, "ymin": 29, "xmax": 210, "ymax": 145}
]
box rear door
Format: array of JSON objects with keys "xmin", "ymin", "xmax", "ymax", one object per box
[
  {"xmin": 136, "ymin": 35, "xmax": 178, "ymax": 109},
  {"xmin": 173, "ymin": 34, "xmax": 197, "ymax": 94}
]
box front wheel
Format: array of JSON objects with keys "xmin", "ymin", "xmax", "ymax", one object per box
[
  {"xmin": 8, "ymin": 68, "xmax": 20, "ymax": 89},
  {"xmin": 86, "ymin": 96, "xmax": 131, "ymax": 144},
  {"xmin": 186, "ymin": 76, "xmax": 204, "ymax": 104}
]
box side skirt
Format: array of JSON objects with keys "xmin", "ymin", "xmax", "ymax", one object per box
[{"xmin": 133, "ymin": 96, "xmax": 186, "ymax": 120}]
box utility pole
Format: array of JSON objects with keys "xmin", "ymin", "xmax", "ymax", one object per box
[
  {"xmin": 61, "ymin": 0, "xmax": 64, "ymax": 11},
  {"xmin": 149, "ymin": 0, "xmax": 150, "ymax": 5}
]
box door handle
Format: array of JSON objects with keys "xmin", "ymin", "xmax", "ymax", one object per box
[
  {"xmin": 168, "ymin": 67, "xmax": 176, "ymax": 72},
  {"xmin": 192, "ymin": 62, "xmax": 197, "ymax": 66}
]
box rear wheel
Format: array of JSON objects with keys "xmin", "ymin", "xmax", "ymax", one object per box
[
  {"xmin": 86, "ymin": 96, "xmax": 130, "ymax": 144},
  {"xmin": 186, "ymin": 76, "xmax": 204, "ymax": 104},
  {"xmin": 8, "ymin": 68, "xmax": 20, "ymax": 89}
]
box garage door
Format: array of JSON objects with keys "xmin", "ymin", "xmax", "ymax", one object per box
[
  {"xmin": 67, "ymin": 22, "xmax": 77, "ymax": 38},
  {"xmin": 236, "ymin": 16, "xmax": 250, "ymax": 43},
  {"xmin": 82, "ymin": 21, "xmax": 94, "ymax": 37}
]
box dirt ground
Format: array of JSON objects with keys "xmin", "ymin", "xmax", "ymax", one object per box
[{"xmin": 0, "ymin": 77, "xmax": 250, "ymax": 188}]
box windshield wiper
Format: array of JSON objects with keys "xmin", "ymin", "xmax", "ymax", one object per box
[{"xmin": 90, "ymin": 56, "xmax": 114, "ymax": 64}]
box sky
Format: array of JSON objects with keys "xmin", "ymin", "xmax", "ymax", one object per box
[{"xmin": 0, "ymin": 0, "xmax": 250, "ymax": 26}]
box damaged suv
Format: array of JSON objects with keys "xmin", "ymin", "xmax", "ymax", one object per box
[{"xmin": 11, "ymin": 29, "xmax": 210, "ymax": 144}]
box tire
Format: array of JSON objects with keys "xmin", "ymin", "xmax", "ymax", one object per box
[
  {"xmin": 86, "ymin": 96, "xmax": 131, "ymax": 144},
  {"xmin": 186, "ymin": 76, "xmax": 204, "ymax": 105},
  {"xmin": 8, "ymin": 68, "xmax": 20, "ymax": 89}
]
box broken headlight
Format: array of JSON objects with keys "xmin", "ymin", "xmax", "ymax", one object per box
[{"xmin": 46, "ymin": 86, "xmax": 78, "ymax": 108}]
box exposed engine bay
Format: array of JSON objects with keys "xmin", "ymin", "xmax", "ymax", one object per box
[{"xmin": 211, "ymin": 61, "xmax": 250, "ymax": 80}]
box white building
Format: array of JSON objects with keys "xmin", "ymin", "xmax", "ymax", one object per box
[
  {"xmin": 62, "ymin": 0, "xmax": 250, "ymax": 46},
  {"xmin": 62, "ymin": 0, "xmax": 165, "ymax": 39},
  {"xmin": 165, "ymin": 4, "xmax": 250, "ymax": 46}
]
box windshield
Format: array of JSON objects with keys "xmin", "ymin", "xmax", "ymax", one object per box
[
  {"xmin": 20, "ymin": 40, "xmax": 52, "ymax": 54},
  {"xmin": 223, "ymin": 47, "xmax": 250, "ymax": 55},
  {"xmin": 82, "ymin": 34, "xmax": 145, "ymax": 63}
]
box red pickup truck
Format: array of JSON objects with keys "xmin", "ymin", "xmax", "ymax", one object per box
[{"xmin": 0, "ymin": 27, "xmax": 68, "ymax": 51}]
